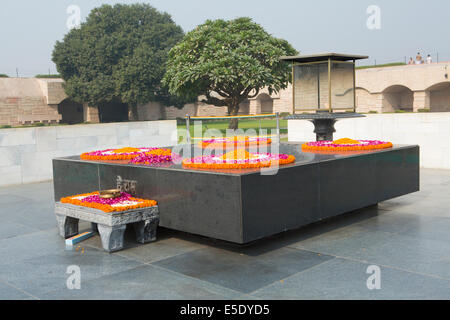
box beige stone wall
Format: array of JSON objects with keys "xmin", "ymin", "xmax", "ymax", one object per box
[
  {"xmin": 356, "ymin": 62, "xmax": 450, "ymax": 93},
  {"xmin": 83, "ymin": 104, "xmax": 100, "ymax": 123},
  {"xmin": 196, "ymin": 103, "xmax": 228, "ymax": 117},
  {"xmin": 137, "ymin": 101, "xmax": 163, "ymax": 120},
  {"xmin": 2, "ymin": 62, "xmax": 449, "ymax": 127},
  {"xmin": 0, "ymin": 120, "xmax": 177, "ymax": 186},
  {"xmin": 288, "ymin": 113, "xmax": 450, "ymax": 169},
  {"xmin": 164, "ymin": 103, "xmax": 198, "ymax": 119},
  {"xmin": 355, "ymin": 88, "xmax": 374, "ymax": 113},
  {"xmin": 355, "ymin": 62, "xmax": 450, "ymax": 112},
  {"xmin": 0, "ymin": 98, "xmax": 19, "ymax": 126},
  {"xmin": 37, "ymin": 79, "xmax": 67, "ymax": 105},
  {"xmin": 0, "ymin": 78, "xmax": 62, "ymax": 126},
  {"xmin": 431, "ymin": 89, "xmax": 450, "ymax": 112},
  {"xmin": 273, "ymin": 84, "xmax": 293, "ymax": 114}
]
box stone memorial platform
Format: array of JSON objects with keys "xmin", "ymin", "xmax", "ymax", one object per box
[{"xmin": 53, "ymin": 143, "xmax": 419, "ymax": 244}]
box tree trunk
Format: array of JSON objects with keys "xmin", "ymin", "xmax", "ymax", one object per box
[
  {"xmin": 128, "ymin": 104, "xmax": 138, "ymax": 121},
  {"xmin": 228, "ymin": 104, "xmax": 240, "ymax": 130}
]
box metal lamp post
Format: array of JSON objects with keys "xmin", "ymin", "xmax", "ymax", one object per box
[{"xmin": 280, "ymin": 53, "xmax": 369, "ymax": 141}]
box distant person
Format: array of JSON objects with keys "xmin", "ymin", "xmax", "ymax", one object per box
[
  {"xmin": 426, "ymin": 54, "xmax": 433, "ymax": 64},
  {"xmin": 408, "ymin": 57, "xmax": 414, "ymax": 65},
  {"xmin": 415, "ymin": 52, "xmax": 423, "ymax": 64}
]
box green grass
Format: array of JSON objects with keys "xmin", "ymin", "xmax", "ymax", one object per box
[
  {"xmin": 356, "ymin": 62, "xmax": 406, "ymax": 70},
  {"xmin": 35, "ymin": 74, "xmax": 61, "ymax": 78},
  {"xmin": 0, "ymin": 123, "xmax": 73, "ymax": 129},
  {"xmin": 177, "ymin": 118, "xmax": 288, "ymax": 141}
]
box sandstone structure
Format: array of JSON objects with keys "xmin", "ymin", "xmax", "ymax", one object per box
[
  {"xmin": 0, "ymin": 78, "xmax": 98, "ymax": 127},
  {"xmin": 356, "ymin": 62, "xmax": 450, "ymax": 113},
  {"xmin": 1, "ymin": 62, "xmax": 448, "ymax": 126}
]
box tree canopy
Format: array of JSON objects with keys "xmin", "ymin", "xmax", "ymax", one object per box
[
  {"xmin": 52, "ymin": 3, "xmax": 186, "ymax": 119},
  {"xmin": 163, "ymin": 17, "xmax": 297, "ymax": 128}
]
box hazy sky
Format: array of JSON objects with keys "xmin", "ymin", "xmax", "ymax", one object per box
[{"xmin": 1, "ymin": 0, "xmax": 449, "ymax": 77}]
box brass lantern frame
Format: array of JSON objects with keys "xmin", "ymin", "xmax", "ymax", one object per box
[{"xmin": 291, "ymin": 59, "xmax": 357, "ymax": 114}]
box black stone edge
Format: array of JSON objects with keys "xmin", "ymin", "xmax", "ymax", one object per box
[
  {"xmin": 52, "ymin": 144, "xmax": 420, "ymax": 178},
  {"xmin": 52, "ymin": 157, "xmax": 244, "ymax": 177},
  {"xmin": 285, "ymin": 113, "xmax": 366, "ymax": 120}
]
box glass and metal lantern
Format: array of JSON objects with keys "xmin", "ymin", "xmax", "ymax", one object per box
[{"xmin": 280, "ymin": 53, "xmax": 369, "ymax": 141}]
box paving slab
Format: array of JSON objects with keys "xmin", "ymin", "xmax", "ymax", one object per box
[
  {"xmin": 153, "ymin": 246, "xmax": 333, "ymax": 294},
  {"xmin": 0, "ymin": 244, "xmax": 143, "ymax": 297},
  {"xmin": 0, "ymin": 220, "xmax": 39, "ymax": 240},
  {"xmin": 355, "ymin": 212, "xmax": 450, "ymax": 243},
  {"xmin": 82, "ymin": 227, "xmax": 207, "ymax": 263},
  {"xmin": 0, "ymin": 168, "xmax": 449, "ymax": 299},
  {"xmin": 289, "ymin": 224, "xmax": 450, "ymax": 280},
  {"xmin": 0, "ymin": 282, "xmax": 34, "ymax": 300},
  {"xmin": 41, "ymin": 264, "xmax": 240, "ymax": 300},
  {"xmin": 252, "ymin": 258, "xmax": 450, "ymax": 300}
]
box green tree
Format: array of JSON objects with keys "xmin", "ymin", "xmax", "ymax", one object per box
[
  {"xmin": 163, "ymin": 17, "xmax": 297, "ymax": 129},
  {"xmin": 52, "ymin": 3, "xmax": 186, "ymax": 120}
]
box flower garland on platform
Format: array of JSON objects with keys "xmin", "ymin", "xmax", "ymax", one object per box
[
  {"xmin": 182, "ymin": 149, "xmax": 295, "ymax": 169},
  {"xmin": 199, "ymin": 136, "xmax": 272, "ymax": 149},
  {"xmin": 302, "ymin": 138, "xmax": 393, "ymax": 152},
  {"xmin": 61, "ymin": 191, "xmax": 157, "ymax": 213},
  {"xmin": 129, "ymin": 152, "xmax": 181, "ymax": 166},
  {"xmin": 80, "ymin": 147, "xmax": 172, "ymax": 161}
]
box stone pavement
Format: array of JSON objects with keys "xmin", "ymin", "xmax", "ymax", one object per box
[{"xmin": 0, "ymin": 168, "xmax": 449, "ymax": 300}]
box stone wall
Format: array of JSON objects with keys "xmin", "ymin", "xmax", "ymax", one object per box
[
  {"xmin": 0, "ymin": 78, "xmax": 63, "ymax": 126},
  {"xmin": 137, "ymin": 101, "xmax": 164, "ymax": 120},
  {"xmin": 356, "ymin": 62, "xmax": 450, "ymax": 112},
  {"xmin": 2, "ymin": 63, "xmax": 448, "ymax": 127},
  {"xmin": 196, "ymin": 103, "xmax": 228, "ymax": 117},
  {"xmin": 288, "ymin": 113, "xmax": 450, "ymax": 169},
  {"xmin": 164, "ymin": 103, "xmax": 198, "ymax": 119},
  {"xmin": 0, "ymin": 120, "xmax": 177, "ymax": 186}
]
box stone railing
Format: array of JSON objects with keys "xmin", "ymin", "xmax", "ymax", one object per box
[
  {"xmin": 288, "ymin": 112, "xmax": 450, "ymax": 170},
  {"xmin": 0, "ymin": 120, "xmax": 177, "ymax": 186}
]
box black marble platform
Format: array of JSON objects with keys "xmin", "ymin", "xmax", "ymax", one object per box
[{"xmin": 52, "ymin": 143, "xmax": 420, "ymax": 244}]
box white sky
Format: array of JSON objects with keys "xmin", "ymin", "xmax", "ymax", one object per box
[{"xmin": 1, "ymin": 0, "xmax": 449, "ymax": 77}]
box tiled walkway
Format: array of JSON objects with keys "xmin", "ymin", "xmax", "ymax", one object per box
[{"xmin": 0, "ymin": 168, "xmax": 449, "ymax": 299}]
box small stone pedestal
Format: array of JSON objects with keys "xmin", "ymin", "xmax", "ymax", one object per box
[{"xmin": 55, "ymin": 202, "xmax": 159, "ymax": 252}]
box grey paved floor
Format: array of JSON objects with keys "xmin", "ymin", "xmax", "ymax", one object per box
[{"xmin": 0, "ymin": 168, "xmax": 449, "ymax": 300}]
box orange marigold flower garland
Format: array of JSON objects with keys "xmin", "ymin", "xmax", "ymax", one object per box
[
  {"xmin": 182, "ymin": 150, "xmax": 295, "ymax": 169},
  {"xmin": 302, "ymin": 138, "xmax": 393, "ymax": 152},
  {"xmin": 80, "ymin": 147, "xmax": 172, "ymax": 161},
  {"xmin": 199, "ymin": 136, "xmax": 272, "ymax": 149},
  {"xmin": 60, "ymin": 191, "xmax": 157, "ymax": 213}
]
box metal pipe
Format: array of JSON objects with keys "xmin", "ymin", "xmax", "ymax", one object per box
[
  {"xmin": 292, "ymin": 64, "xmax": 295, "ymax": 115},
  {"xmin": 185, "ymin": 115, "xmax": 191, "ymax": 145},
  {"xmin": 276, "ymin": 112, "xmax": 280, "ymax": 143},
  {"xmin": 328, "ymin": 58, "xmax": 332, "ymax": 113},
  {"xmin": 353, "ymin": 59, "xmax": 356, "ymax": 112}
]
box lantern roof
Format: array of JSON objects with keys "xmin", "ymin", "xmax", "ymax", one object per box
[{"xmin": 280, "ymin": 53, "xmax": 369, "ymax": 63}]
